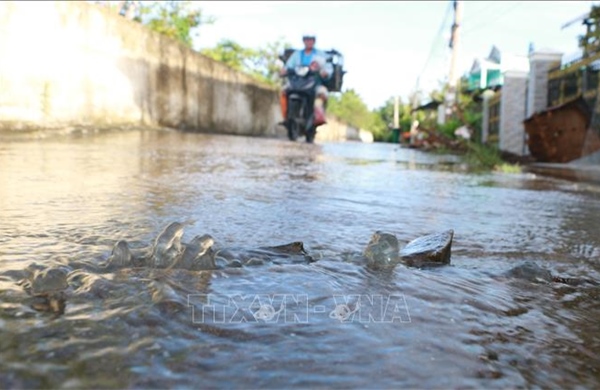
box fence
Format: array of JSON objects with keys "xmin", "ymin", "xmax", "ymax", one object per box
[{"xmin": 547, "ymin": 52, "xmax": 600, "ymax": 110}]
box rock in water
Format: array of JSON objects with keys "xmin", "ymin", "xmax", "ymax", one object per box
[
  {"xmin": 400, "ymin": 229, "xmax": 454, "ymax": 268},
  {"xmin": 364, "ymin": 231, "xmax": 400, "ymax": 270},
  {"xmin": 262, "ymin": 242, "xmax": 307, "ymax": 256},
  {"xmin": 259, "ymin": 241, "xmax": 314, "ymax": 264},
  {"xmin": 213, "ymin": 241, "xmax": 313, "ymax": 267},
  {"xmin": 30, "ymin": 267, "xmax": 69, "ymax": 295},
  {"xmin": 27, "ymin": 267, "xmax": 69, "ymax": 315},
  {"xmin": 505, "ymin": 261, "xmax": 553, "ymax": 283},
  {"xmin": 151, "ymin": 222, "xmax": 184, "ymax": 268},
  {"xmin": 177, "ymin": 234, "xmax": 216, "ymax": 270}
]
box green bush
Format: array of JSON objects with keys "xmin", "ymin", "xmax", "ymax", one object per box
[{"xmin": 437, "ymin": 118, "xmax": 461, "ymax": 139}]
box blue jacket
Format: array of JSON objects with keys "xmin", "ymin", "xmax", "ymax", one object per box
[{"xmin": 285, "ymin": 48, "xmax": 333, "ymax": 80}]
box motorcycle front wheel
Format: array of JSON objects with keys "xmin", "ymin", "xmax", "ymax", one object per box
[
  {"xmin": 286, "ymin": 99, "xmax": 301, "ymax": 141},
  {"xmin": 305, "ymin": 125, "xmax": 316, "ymax": 143},
  {"xmin": 287, "ymin": 120, "xmax": 300, "ymax": 141}
]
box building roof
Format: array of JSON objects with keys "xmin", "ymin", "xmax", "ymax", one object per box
[
  {"xmin": 469, "ymin": 58, "xmax": 502, "ymax": 73},
  {"xmin": 466, "ymin": 46, "xmax": 530, "ymax": 91},
  {"xmin": 411, "ymin": 100, "xmax": 442, "ymax": 112},
  {"xmin": 468, "ymin": 49, "xmax": 529, "ymax": 75},
  {"xmin": 486, "ymin": 45, "xmax": 501, "ymax": 64},
  {"xmin": 469, "ymin": 46, "xmax": 529, "ymax": 73}
]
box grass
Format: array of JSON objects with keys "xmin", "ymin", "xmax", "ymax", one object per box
[
  {"xmin": 462, "ymin": 141, "xmax": 522, "ymax": 173},
  {"xmin": 495, "ymin": 163, "xmax": 522, "ymax": 174},
  {"xmin": 396, "ymin": 134, "xmax": 523, "ymax": 173}
]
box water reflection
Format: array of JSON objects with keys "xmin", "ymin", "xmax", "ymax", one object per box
[{"xmin": 1, "ymin": 129, "xmax": 600, "ymax": 388}]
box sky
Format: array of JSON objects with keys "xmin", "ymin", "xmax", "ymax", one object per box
[{"xmin": 193, "ymin": 1, "xmax": 599, "ymax": 109}]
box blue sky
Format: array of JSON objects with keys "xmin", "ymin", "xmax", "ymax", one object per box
[{"xmin": 194, "ymin": 1, "xmax": 597, "ymax": 109}]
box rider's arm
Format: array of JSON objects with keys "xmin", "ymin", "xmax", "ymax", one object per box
[
  {"xmin": 315, "ymin": 50, "xmax": 333, "ymax": 79},
  {"xmin": 285, "ymin": 50, "xmax": 301, "ymax": 70}
]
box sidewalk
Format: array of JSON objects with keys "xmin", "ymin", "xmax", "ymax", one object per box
[{"xmin": 524, "ymin": 150, "xmax": 600, "ymax": 185}]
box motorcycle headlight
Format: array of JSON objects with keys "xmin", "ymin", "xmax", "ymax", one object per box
[{"xmin": 295, "ymin": 67, "xmax": 309, "ymax": 77}]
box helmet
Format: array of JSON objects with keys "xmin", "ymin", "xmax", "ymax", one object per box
[{"xmin": 302, "ymin": 32, "xmax": 316, "ymax": 41}]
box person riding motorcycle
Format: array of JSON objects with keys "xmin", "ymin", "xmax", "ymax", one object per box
[{"xmin": 279, "ymin": 33, "xmax": 333, "ymax": 126}]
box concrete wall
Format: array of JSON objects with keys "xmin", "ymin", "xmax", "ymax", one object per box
[
  {"xmin": 499, "ymin": 70, "xmax": 529, "ymax": 155},
  {"xmin": 0, "ymin": 1, "xmax": 371, "ymax": 143},
  {"xmin": 0, "ymin": 1, "xmax": 283, "ymax": 136}
]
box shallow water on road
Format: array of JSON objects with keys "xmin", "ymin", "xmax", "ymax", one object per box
[{"xmin": 1, "ymin": 129, "xmax": 600, "ymax": 388}]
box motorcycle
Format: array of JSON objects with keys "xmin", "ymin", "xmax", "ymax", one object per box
[{"xmin": 283, "ymin": 66, "xmax": 319, "ymax": 143}]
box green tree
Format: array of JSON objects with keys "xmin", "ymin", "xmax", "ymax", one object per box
[
  {"xmin": 136, "ymin": 1, "xmax": 214, "ymax": 48},
  {"xmin": 201, "ymin": 39, "xmax": 258, "ymax": 72},
  {"xmin": 457, "ymin": 77, "xmax": 483, "ymax": 142},
  {"xmin": 327, "ymin": 89, "xmax": 371, "ymax": 128},
  {"xmin": 374, "ymin": 97, "xmax": 414, "ymax": 132},
  {"xmin": 368, "ymin": 96, "xmax": 428, "ymax": 142},
  {"xmin": 426, "ymin": 78, "xmax": 485, "ymax": 141},
  {"xmin": 248, "ymin": 37, "xmax": 293, "ymax": 86},
  {"xmin": 201, "ymin": 37, "xmax": 292, "ymax": 87},
  {"xmin": 327, "ymin": 89, "xmax": 400, "ymax": 141}
]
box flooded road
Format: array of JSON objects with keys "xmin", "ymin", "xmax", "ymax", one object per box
[{"xmin": 1, "ymin": 128, "xmax": 600, "ymax": 388}]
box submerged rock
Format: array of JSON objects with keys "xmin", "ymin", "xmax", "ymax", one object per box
[
  {"xmin": 364, "ymin": 231, "xmax": 400, "ymax": 270},
  {"xmin": 399, "ymin": 229, "xmax": 454, "ymax": 268},
  {"xmin": 262, "ymin": 242, "xmax": 308, "ymax": 256},
  {"xmin": 502, "ymin": 261, "xmax": 598, "ymax": 286},
  {"xmin": 505, "ymin": 261, "xmax": 553, "ymax": 283},
  {"xmin": 260, "ymin": 241, "xmax": 314, "ymax": 265},
  {"xmin": 30, "ymin": 267, "xmax": 69, "ymax": 295},
  {"xmin": 214, "ymin": 241, "xmax": 313, "ymax": 267},
  {"xmin": 24, "ymin": 266, "xmax": 69, "ymax": 315}
]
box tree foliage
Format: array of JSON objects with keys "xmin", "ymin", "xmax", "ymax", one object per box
[
  {"xmin": 112, "ymin": 1, "xmax": 289, "ymax": 87},
  {"xmin": 326, "ymin": 90, "xmax": 426, "ymax": 142},
  {"xmin": 327, "ymin": 89, "xmax": 373, "ymax": 128},
  {"xmin": 248, "ymin": 38, "xmax": 293, "ymax": 86},
  {"xmin": 371, "ymin": 96, "xmax": 419, "ymax": 141},
  {"xmin": 201, "ymin": 39, "xmax": 256, "ymax": 72},
  {"xmin": 135, "ymin": 1, "xmax": 214, "ymax": 48},
  {"xmin": 201, "ymin": 37, "xmax": 292, "ymax": 87}
]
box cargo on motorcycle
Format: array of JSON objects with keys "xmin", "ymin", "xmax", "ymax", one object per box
[{"xmin": 279, "ymin": 34, "xmax": 346, "ymax": 143}]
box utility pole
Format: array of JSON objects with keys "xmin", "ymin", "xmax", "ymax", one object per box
[
  {"xmin": 391, "ymin": 95, "xmax": 400, "ymax": 143},
  {"xmin": 445, "ymin": 0, "xmax": 463, "ymax": 121},
  {"xmin": 409, "ymin": 78, "xmax": 420, "ymax": 146},
  {"xmin": 411, "ymin": 77, "xmax": 420, "ymax": 122},
  {"xmin": 393, "ymin": 95, "xmax": 400, "ymax": 129}
]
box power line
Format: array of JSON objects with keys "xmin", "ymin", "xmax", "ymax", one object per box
[
  {"xmin": 417, "ymin": 1, "xmax": 454, "ymax": 86},
  {"xmin": 462, "ymin": 2, "xmax": 524, "ymax": 36},
  {"xmin": 411, "ymin": 1, "xmax": 523, "ymax": 99},
  {"xmin": 461, "ymin": 2, "xmax": 513, "ymax": 26}
]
